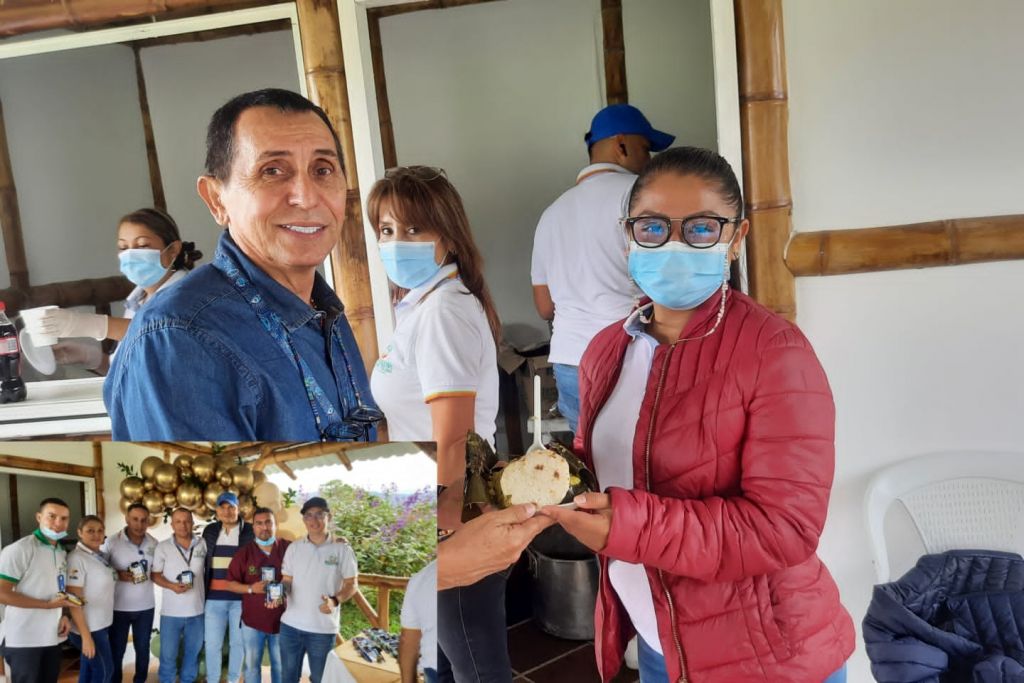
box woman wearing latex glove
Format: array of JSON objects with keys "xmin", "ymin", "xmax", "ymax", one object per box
[{"xmin": 34, "ymin": 208, "xmax": 202, "ymax": 342}]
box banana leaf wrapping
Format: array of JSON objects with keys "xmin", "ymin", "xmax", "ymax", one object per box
[{"xmin": 462, "ymin": 432, "xmax": 597, "ymax": 521}]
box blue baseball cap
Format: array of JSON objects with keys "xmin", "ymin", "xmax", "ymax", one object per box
[
  {"xmin": 216, "ymin": 492, "xmax": 239, "ymax": 507},
  {"xmin": 584, "ymin": 104, "xmax": 675, "ymax": 152}
]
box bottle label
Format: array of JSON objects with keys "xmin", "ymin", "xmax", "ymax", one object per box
[{"xmin": 0, "ymin": 338, "xmax": 17, "ymax": 355}]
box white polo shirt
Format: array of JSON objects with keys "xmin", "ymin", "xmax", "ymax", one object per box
[
  {"xmin": 0, "ymin": 530, "xmax": 68, "ymax": 647},
  {"xmin": 371, "ymin": 264, "xmax": 498, "ymax": 444},
  {"xmin": 103, "ymin": 528, "xmax": 157, "ymax": 612},
  {"xmin": 280, "ymin": 537, "xmax": 358, "ymax": 635},
  {"xmin": 67, "ymin": 544, "xmax": 117, "ymax": 633},
  {"xmin": 531, "ymin": 164, "xmax": 641, "ymax": 365},
  {"xmin": 400, "ymin": 560, "xmax": 436, "ymax": 672},
  {"xmin": 152, "ymin": 536, "xmax": 206, "ymax": 618}
]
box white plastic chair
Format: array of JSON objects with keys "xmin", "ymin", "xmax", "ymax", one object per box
[{"xmin": 864, "ymin": 451, "xmax": 1024, "ymax": 583}]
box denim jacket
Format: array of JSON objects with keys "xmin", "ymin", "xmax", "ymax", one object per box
[{"xmin": 103, "ymin": 231, "xmax": 381, "ymax": 441}]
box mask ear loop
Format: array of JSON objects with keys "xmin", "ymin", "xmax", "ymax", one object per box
[{"xmin": 671, "ymin": 233, "xmax": 736, "ymax": 343}]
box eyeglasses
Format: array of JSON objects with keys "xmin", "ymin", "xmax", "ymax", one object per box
[
  {"xmin": 303, "ymin": 511, "xmax": 328, "ymax": 521},
  {"xmin": 622, "ymin": 215, "xmax": 740, "ymax": 249},
  {"xmin": 383, "ymin": 165, "xmax": 447, "ymax": 182}
]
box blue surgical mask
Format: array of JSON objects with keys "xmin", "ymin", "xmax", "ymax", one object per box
[
  {"xmin": 627, "ymin": 241, "xmax": 729, "ymax": 310},
  {"xmin": 255, "ymin": 536, "xmax": 276, "ymax": 547},
  {"xmin": 39, "ymin": 525, "xmax": 68, "ymax": 541},
  {"xmin": 119, "ymin": 248, "xmax": 169, "ymax": 287},
  {"xmin": 378, "ymin": 241, "xmax": 442, "ymax": 289}
]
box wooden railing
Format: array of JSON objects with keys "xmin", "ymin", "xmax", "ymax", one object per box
[{"xmin": 351, "ymin": 573, "xmax": 410, "ymax": 632}]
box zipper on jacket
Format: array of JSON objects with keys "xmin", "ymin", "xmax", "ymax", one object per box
[{"xmin": 645, "ymin": 342, "xmax": 689, "ymax": 683}]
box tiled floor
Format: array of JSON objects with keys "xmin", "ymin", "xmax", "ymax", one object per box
[{"xmin": 507, "ymin": 619, "xmax": 638, "ymax": 683}]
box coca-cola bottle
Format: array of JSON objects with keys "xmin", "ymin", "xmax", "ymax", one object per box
[{"xmin": 0, "ymin": 302, "xmax": 26, "ymax": 403}]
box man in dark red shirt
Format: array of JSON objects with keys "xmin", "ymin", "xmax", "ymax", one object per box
[{"xmin": 224, "ymin": 507, "xmax": 291, "ymax": 683}]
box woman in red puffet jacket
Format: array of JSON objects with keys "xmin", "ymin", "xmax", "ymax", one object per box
[{"xmin": 543, "ymin": 147, "xmax": 855, "ymax": 683}]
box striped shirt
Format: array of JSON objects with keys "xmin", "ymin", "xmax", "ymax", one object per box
[{"xmin": 207, "ymin": 525, "xmax": 242, "ymax": 601}]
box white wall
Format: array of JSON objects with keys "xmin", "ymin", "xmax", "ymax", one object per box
[
  {"xmin": 379, "ymin": 0, "xmax": 718, "ymax": 348},
  {"xmin": 140, "ymin": 29, "xmax": 302, "ymax": 267},
  {"xmin": 785, "ymin": 1, "xmax": 1024, "ymax": 680}
]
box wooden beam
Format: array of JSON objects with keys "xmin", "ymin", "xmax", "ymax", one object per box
[
  {"xmin": 0, "ymin": 98, "xmax": 30, "ymax": 292},
  {"xmin": 351, "ymin": 590, "xmax": 381, "ymax": 629},
  {"xmin": 735, "ymin": 0, "xmax": 795, "ymax": 320},
  {"xmin": 0, "ymin": 454, "xmax": 94, "ymax": 479},
  {"xmin": 132, "ymin": 46, "xmax": 167, "ymax": 212},
  {"xmin": 134, "ymin": 442, "xmax": 215, "ymax": 458},
  {"xmin": 786, "ymin": 214, "xmax": 1024, "ymax": 277},
  {"xmin": 370, "ymin": 0, "xmax": 503, "ymax": 20},
  {"xmin": 295, "ymin": 0, "xmax": 379, "ymax": 375},
  {"xmin": 92, "ymin": 442, "xmax": 105, "ymax": 520},
  {"xmin": 277, "ymin": 462, "xmax": 296, "ymax": 480},
  {"xmin": 366, "ymin": 12, "xmax": 397, "ymax": 169},
  {"xmin": 0, "ymin": 0, "xmax": 276, "ymax": 38},
  {"xmin": 0, "ymin": 275, "xmax": 133, "ymax": 316},
  {"xmin": 601, "ymin": 0, "xmax": 627, "ymax": 105},
  {"xmin": 127, "ymin": 18, "xmax": 290, "ymax": 49},
  {"xmin": 9, "ymin": 474, "xmax": 19, "ymax": 539}
]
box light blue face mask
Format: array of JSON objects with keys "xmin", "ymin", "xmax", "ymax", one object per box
[
  {"xmin": 119, "ymin": 248, "xmax": 169, "ymax": 287},
  {"xmin": 378, "ymin": 240, "xmax": 442, "ymax": 290},
  {"xmin": 255, "ymin": 536, "xmax": 276, "ymax": 547},
  {"xmin": 627, "ymin": 241, "xmax": 730, "ymax": 310},
  {"xmin": 39, "ymin": 525, "xmax": 68, "ymax": 541}
]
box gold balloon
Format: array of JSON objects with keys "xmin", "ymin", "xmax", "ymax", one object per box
[
  {"xmin": 214, "ymin": 456, "xmax": 235, "ymax": 479},
  {"xmin": 191, "ymin": 455, "xmax": 215, "ymax": 483},
  {"xmin": 227, "ymin": 486, "xmax": 241, "ymax": 497},
  {"xmin": 118, "ymin": 497, "xmax": 132, "ymax": 514},
  {"xmin": 252, "ymin": 482, "xmax": 282, "ymax": 511},
  {"xmin": 144, "ymin": 480, "xmax": 154, "ymax": 491},
  {"xmin": 140, "ymin": 456, "xmax": 164, "ymax": 481},
  {"xmin": 229, "ymin": 465, "xmax": 254, "ymax": 493},
  {"xmin": 142, "ymin": 490, "xmax": 164, "ymax": 514},
  {"xmin": 119, "ymin": 477, "xmax": 145, "ymax": 502},
  {"xmin": 252, "ymin": 470, "xmax": 267, "ymax": 487},
  {"xmin": 154, "ymin": 463, "xmax": 179, "ymax": 493},
  {"xmin": 203, "ymin": 482, "xmax": 225, "ymax": 509},
  {"xmin": 173, "ymin": 454, "xmax": 194, "ymax": 472},
  {"xmin": 148, "ymin": 514, "xmax": 162, "ymax": 528},
  {"xmin": 219, "ymin": 473, "xmax": 233, "ymax": 487},
  {"xmin": 163, "ymin": 492, "xmax": 177, "ymax": 508},
  {"xmin": 177, "ymin": 482, "xmax": 203, "ymax": 510},
  {"xmin": 238, "ymin": 494, "xmax": 255, "ymax": 522}
]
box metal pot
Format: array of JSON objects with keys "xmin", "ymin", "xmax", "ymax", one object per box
[{"xmin": 527, "ymin": 546, "xmax": 598, "ymax": 641}]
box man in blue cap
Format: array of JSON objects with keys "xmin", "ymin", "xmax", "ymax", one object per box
[
  {"xmin": 531, "ymin": 104, "xmax": 674, "ymax": 432},
  {"xmin": 202, "ymin": 491, "xmax": 254, "ymax": 683}
]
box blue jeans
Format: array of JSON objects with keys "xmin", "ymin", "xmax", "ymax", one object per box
[
  {"xmin": 437, "ymin": 569, "xmax": 511, "ymax": 683},
  {"xmin": 279, "ymin": 623, "xmax": 336, "ymax": 683},
  {"xmin": 241, "ymin": 623, "xmax": 281, "ymax": 683},
  {"xmin": 205, "ymin": 599, "xmax": 243, "ymax": 683},
  {"xmin": 424, "ymin": 669, "xmax": 438, "ymax": 683},
  {"xmin": 159, "ymin": 614, "xmax": 204, "ymax": 683},
  {"xmin": 637, "ymin": 637, "xmax": 847, "ymax": 683},
  {"xmin": 551, "ymin": 363, "xmax": 579, "ymax": 433},
  {"xmin": 68, "ymin": 628, "xmax": 113, "ymax": 683},
  {"xmin": 109, "ymin": 608, "xmax": 155, "ymax": 683}
]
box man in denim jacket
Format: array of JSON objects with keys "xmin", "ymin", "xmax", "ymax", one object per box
[{"xmin": 104, "ymin": 89, "xmax": 381, "ymax": 440}]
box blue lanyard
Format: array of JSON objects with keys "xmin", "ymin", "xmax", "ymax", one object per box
[{"xmin": 214, "ymin": 249, "xmax": 379, "ymax": 441}]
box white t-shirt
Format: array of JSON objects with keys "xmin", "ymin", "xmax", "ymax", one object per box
[
  {"xmin": 590, "ymin": 304, "xmax": 662, "ymax": 654},
  {"xmin": 0, "ymin": 531, "xmax": 68, "ymax": 647},
  {"xmin": 103, "ymin": 528, "xmax": 158, "ymax": 612},
  {"xmin": 399, "ymin": 560, "xmax": 437, "ymax": 672},
  {"xmin": 531, "ymin": 164, "xmax": 641, "ymax": 366},
  {"xmin": 280, "ymin": 537, "xmax": 358, "ymax": 635},
  {"xmin": 124, "ymin": 269, "xmax": 187, "ymax": 319},
  {"xmin": 371, "ymin": 264, "xmax": 499, "ymax": 444},
  {"xmin": 151, "ymin": 536, "xmax": 207, "ymax": 618},
  {"xmin": 67, "ymin": 544, "xmax": 117, "ymax": 633}
]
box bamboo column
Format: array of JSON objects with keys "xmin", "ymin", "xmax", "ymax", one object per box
[
  {"xmin": 735, "ymin": 0, "xmax": 795, "ymax": 320},
  {"xmin": 132, "ymin": 46, "xmax": 167, "ymax": 211},
  {"xmin": 367, "ymin": 14, "xmax": 398, "ymax": 169},
  {"xmin": 0, "ymin": 98, "xmax": 30, "ymax": 292},
  {"xmin": 601, "ymin": 0, "xmax": 628, "ymax": 104},
  {"xmin": 93, "ymin": 442, "xmax": 105, "ymax": 520},
  {"xmin": 295, "ymin": 0, "xmax": 379, "ymax": 374}
]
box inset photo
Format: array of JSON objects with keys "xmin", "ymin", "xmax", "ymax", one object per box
[{"xmin": 0, "ymin": 441, "xmax": 437, "ymax": 683}]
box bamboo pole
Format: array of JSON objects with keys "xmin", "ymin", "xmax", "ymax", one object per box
[
  {"xmin": 277, "ymin": 462, "xmax": 296, "ymax": 480},
  {"xmin": 0, "ymin": 0, "xmax": 275, "ymax": 38},
  {"xmin": 601, "ymin": 0, "xmax": 627, "ymax": 105},
  {"xmin": 351, "ymin": 591, "xmax": 381, "ymax": 629},
  {"xmin": 335, "ymin": 452, "xmax": 353, "ymax": 470},
  {"xmin": 133, "ymin": 46, "xmax": 167, "ymax": 212},
  {"xmin": 786, "ymin": 214, "xmax": 1024, "ymax": 277},
  {"xmin": 0, "ymin": 276, "xmax": 133, "ymax": 315},
  {"xmin": 0, "ymin": 99, "xmax": 30, "ymax": 292},
  {"xmin": 295, "ymin": 0, "xmax": 379, "ymax": 375},
  {"xmin": 92, "ymin": 442, "xmax": 105, "ymax": 520},
  {"xmin": 735, "ymin": 0, "xmax": 795, "ymax": 320},
  {"xmin": 128, "ymin": 19, "xmax": 290, "ymax": 49},
  {"xmin": 366, "ymin": 13, "xmax": 397, "ymax": 169},
  {"xmin": 0, "ymin": 454, "xmax": 94, "ymax": 478}
]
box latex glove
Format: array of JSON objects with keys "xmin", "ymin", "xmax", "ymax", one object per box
[
  {"xmin": 53, "ymin": 340, "xmax": 105, "ymax": 370},
  {"xmin": 36, "ymin": 308, "xmax": 108, "ymax": 340}
]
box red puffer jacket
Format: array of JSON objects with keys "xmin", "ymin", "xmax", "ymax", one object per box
[{"xmin": 575, "ymin": 289, "xmax": 855, "ymax": 683}]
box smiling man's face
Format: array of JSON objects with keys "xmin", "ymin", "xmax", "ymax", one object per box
[{"xmin": 199, "ymin": 106, "xmax": 346, "ymax": 293}]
